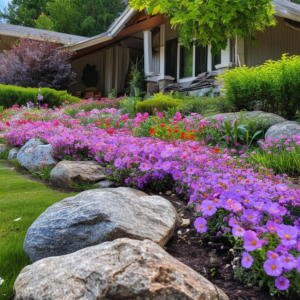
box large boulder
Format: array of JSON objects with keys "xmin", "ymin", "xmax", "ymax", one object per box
[
  {"xmin": 206, "ymin": 111, "xmax": 286, "ymax": 132},
  {"xmin": 17, "ymin": 139, "xmax": 57, "ymax": 171},
  {"xmin": 24, "ymin": 187, "xmax": 179, "ymax": 262},
  {"xmin": 50, "ymin": 161, "xmax": 107, "ymax": 188},
  {"xmin": 8, "ymin": 147, "xmax": 19, "ymax": 160},
  {"xmin": 265, "ymin": 121, "xmax": 300, "ymax": 140},
  {"xmin": 15, "ymin": 238, "xmax": 229, "ymax": 300}
]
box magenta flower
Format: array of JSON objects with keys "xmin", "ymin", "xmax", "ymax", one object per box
[
  {"xmin": 194, "ymin": 217, "xmax": 207, "ymax": 233},
  {"xmin": 243, "ymin": 230, "xmax": 263, "ymax": 251},
  {"xmin": 275, "ymin": 276, "xmax": 290, "ymax": 291},
  {"xmin": 139, "ymin": 162, "xmax": 152, "ymax": 172},
  {"xmin": 263, "ymin": 258, "xmax": 283, "ymax": 276},
  {"xmin": 241, "ymin": 252, "xmax": 254, "ymax": 268},
  {"xmin": 201, "ymin": 200, "xmax": 217, "ymax": 216},
  {"xmin": 276, "ymin": 225, "xmax": 298, "ymax": 246}
]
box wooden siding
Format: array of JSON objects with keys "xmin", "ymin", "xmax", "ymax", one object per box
[
  {"xmin": 165, "ymin": 21, "xmax": 179, "ymax": 41},
  {"xmin": 0, "ymin": 35, "xmax": 19, "ymax": 52},
  {"xmin": 245, "ymin": 16, "xmax": 300, "ymax": 67}
]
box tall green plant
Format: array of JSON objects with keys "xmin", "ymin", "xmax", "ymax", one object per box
[{"xmin": 219, "ymin": 54, "xmax": 300, "ymax": 120}]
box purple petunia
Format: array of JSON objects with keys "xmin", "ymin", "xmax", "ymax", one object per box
[
  {"xmin": 275, "ymin": 276, "xmax": 290, "ymax": 291},
  {"xmin": 241, "ymin": 252, "xmax": 254, "ymax": 268},
  {"xmin": 276, "ymin": 225, "xmax": 298, "ymax": 246},
  {"xmin": 194, "ymin": 217, "xmax": 207, "ymax": 233},
  {"xmin": 263, "ymin": 258, "xmax": 283, "ymax": 277},
  {"xmin": 243, "ymin": 230, "xmax": 263, "ymax": 251}
]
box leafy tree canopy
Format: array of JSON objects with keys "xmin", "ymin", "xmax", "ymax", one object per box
[
  {"xmin": 1, "ymin": 0, "xmax": 126, "ymax": 37},
  {"xmin": 129, "ymin": 0, "xmax": 276, "ymax": 54}
]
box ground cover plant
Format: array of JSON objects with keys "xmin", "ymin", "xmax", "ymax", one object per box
[
  {"xmin": 2, "ymin": 98, "xmax": 300, "ymax": 297},
  {"xmin": 0, "ymin": 162, "xmax": 76, "ymax": 299}
]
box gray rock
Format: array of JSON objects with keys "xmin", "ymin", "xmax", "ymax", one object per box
[
  {"xmin": 50, "ymin": 161, "xmax": 107, "ymax": 188},
  {"xmin": 8, "ymin": 147, "xmax": 19, "ymax": 160},
  {"xmin": 95, "ymin": 180, "xmax": 116, "ymax": 188},
  {"xmin": 265, "ymin": 121, "xmax": 300, "ymax": 140},
  {"xmin": 24, "ymin": 187, "xmax": 179, "ymax": 262},
  {"xmin": 0, "ymin": 143, "xmax": 7, "ymax": 154},
  {"xmin": 206, "ymin": 111, "xmax": 286, "ymax": 132},
  {"xmin": 15, "ymin": 238, "xmax": 229, "ymax": 300},
  {"xmin": 17, "ymin": 139, "xmax": 57, "ymax": 171}
]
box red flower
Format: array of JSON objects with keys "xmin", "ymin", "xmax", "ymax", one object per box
[
  {"xmin": 5, "ymin": 121, "xmax": 10, "ymax": 126},
  {"xmin": 160, "ymin": 124, "xmax": 167, "ymax": 128},
  {"xmin": 215, "ymin": 148, "xmax": 220, "ymax": 153}
]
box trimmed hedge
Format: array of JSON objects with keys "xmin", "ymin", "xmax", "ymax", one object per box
[
  {"xmin": 136, "ymin": 93, "xmax": 183, "ymax": 114},
  {"xmin": 0, "ymin": 84, "xmax": 80, "ymax": 108}
]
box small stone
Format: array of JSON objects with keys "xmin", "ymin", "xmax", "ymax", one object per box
[
  {"xmin": 8, "ymin": 147, "xmax": 19, "ymax": 160},
  {"xmin": 177, "ymin": 230, "xmax": 182, "ymax": 235},
  {"xmin": 225, "ymin": 264, "xmax": 231, "ymax": 269},
  {"xmin": 0, "ymin": 144, "xmax": 7, "ymax": 154},
  {"xmin": 166, "ymin": 191, "xmax": 172, "ymax": 195},
  {"xmin": 181, "ymin": 219, "xmax": 190, "ymax": 227},
  {"xmin": 171, "ymin": 194, "xmax": 176, "ymax": 197},
  {"xmin": 159, "ymin": 192, "xmax": 162, "ymax": 195},
  {"xmin": 95, "ymin": 180, "xmax": 115, "ymax": 188}
]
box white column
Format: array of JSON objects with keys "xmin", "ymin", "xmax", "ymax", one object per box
[
  {"xmin": 143, "ymin": 30, "xmax": 152, "ymax": 77},
  {"xmin": 159, "ymin": 24, "xmax": 165, "ymax": 76},
  {"xmin": 236, "ymin": 36, "xmax": 245, "ymax": 67},
  {"xmin": 221, "ymin": 38, "xmax": 231, "ymax": 65},
  {"xmin": 207, "ymin": 45, "xmax": 212, "ymax": 72}
]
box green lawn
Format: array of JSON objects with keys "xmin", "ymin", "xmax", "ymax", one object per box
[{"xmin": 0, "ymin": 162, "xmax": 76, "ymax": 299}]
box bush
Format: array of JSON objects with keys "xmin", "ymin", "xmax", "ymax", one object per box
[
  {"xmin": 0, "ymin": 37, "xmax": 76, "ymax": 90},
  {"xmin": 136, "ymin": 93, "xmax": 183, "ymax": 114},
  {"xmin": 0, "ymin": 84, "xmax": 80, "ymax": 108},
  {"xmin": 220, "ymin": 54, "xmax": 300, "ymax": 120},
  {"xmin": 179, "ymin": 96, "xmax": 231, "ymax": 116}
]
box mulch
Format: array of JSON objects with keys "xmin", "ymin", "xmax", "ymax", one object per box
[{"xmin": 0, "ymin": 160, "xmax": 293, "ymax": 299}]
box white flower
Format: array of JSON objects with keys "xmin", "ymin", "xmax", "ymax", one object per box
[
  {"xmin": 0, "ymin": 278, "xmax": 4, "ymax": 285},
  {"xmin": 14, "ymin": 217, "xmax": 21, "ymax": 222}
]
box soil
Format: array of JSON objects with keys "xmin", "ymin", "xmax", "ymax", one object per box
[{"xmin": 0, "ymin": 160, "xmax": 293, "ymax": 300}]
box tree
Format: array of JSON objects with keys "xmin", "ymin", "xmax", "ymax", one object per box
[
  {"xmin": 129, "ymin": 0, "xmax": 276, "ymax": 54},
  {"xmin": 0, "ymin": 0, "xmax": 51, "ymax": 27},
  {"xmin": 0, "ymin": 37, "xmax": 76, "ymax": 90},
  {"xmin": 35, "ymin": 0, "xmax": 126, "ymax": 37}
]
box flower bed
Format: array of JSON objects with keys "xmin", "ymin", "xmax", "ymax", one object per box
[{"xmin": 1, "ymin": 100, "xmax": 300, "ymax": 297}]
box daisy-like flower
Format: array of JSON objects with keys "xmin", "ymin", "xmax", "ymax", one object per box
[
  {"xmin": 275, "ymin": 276, "xmax": 290, "ymax": 291},
  {"xmin": 263, "ymin": 258, "xmax": 283, "ymax": 277},
  {"xmin": 243, "ymin": 230, "xmax": 263, "ymax": 251},
  {"xmin": 241, "ymin": 252, "xmax": 254, "ymax": 268},
  {"xmin": 194, "ymin": 217, "xmax": 207, "ymax": 233},
  {"xmin": 276, "ymin": 225, "xmax": 298, "ymax": 246}
]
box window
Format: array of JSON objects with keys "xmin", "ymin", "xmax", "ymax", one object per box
[
  {"xmin": 212, "ymin": 52, "xmax": 221, "ymax": 70},
  {"xmin": 177, "ymin": 43, "xmax": 208, "ymax": 82},
  {"xmin": 179, "ymin": 45, "xmax": 193, "ymax": 78}
]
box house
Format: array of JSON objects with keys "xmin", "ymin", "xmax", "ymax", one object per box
[
  {"xmin": 1, "ymin": 0, "xmax": 300, "ymax": 96},
  {"xmin": 67, "ymin": 0, "xmax": 300, "ymax": 96}
]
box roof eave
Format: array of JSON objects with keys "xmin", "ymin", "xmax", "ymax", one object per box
[{"xmin": 275, "ymin": 10, "xmax": 300, "ymax": 22}]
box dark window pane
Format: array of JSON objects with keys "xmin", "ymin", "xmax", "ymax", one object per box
[
  {"xmin": 165, "ymin": 38, "xmax": 178, "ymax": 80},
  {"xmin": 212, "ymin": 52, "xmax": 221, "ymax": 70},
  {"xmin": 195, "ymin": 45, "xmax": 207, "ymax": 75},
  {"xmin": 179, "ymin": 45, "xmax": 193, "ymax": 78}
]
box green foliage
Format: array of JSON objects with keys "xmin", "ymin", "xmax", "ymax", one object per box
[
  {"xmin": 0, "ymin": 106, "xmax": 3, "ymax": 114},
  {"xmin": 136, "ymin": 93, "xmax": 183, "ymax": 115},
  {"xmin": 127, "ymin": 58, "xmax": 146, "ymax": 97},
  {"xmin": 0, "ymin": 148, "xmax": 10, "ymax": 160},
  {"xmin": 30, "ymin": 166, "xmax": 53, "ymax": 181},
  {"xmin": 35, "ymin": 0, "xmax": 125, "ymax": 37},
  {"xmin": 0, "ymin": 84, "xmax": 80, "ymax": 108},
  {"xmin": 0, "ymin": 0, "xmax": 49, "ymax": 27},
  {"xmin": 179, "ymin": 96, "xmax": 231, "ymax": 116},
  {"xmin": 220, "ymin": 54, "xmax": 300, "ymax": 120},
  {"xmin": 0, "ymin": 162, "xmax": 76, "ymax": 299},
  {"xmin": 129, "ymin": 0, "xmax": 276, "ymax": 54}
]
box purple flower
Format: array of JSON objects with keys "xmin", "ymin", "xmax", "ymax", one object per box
[
  {"xmin": 241, "ymin": 252, "xmax": 254, "ymax": 268},
  {"xmin": 194, "ymin": 217, "xmax": 207, "ymax": 233},
  {"xmin": 267, "ymin": 251, "xmax": 279, "ymax": 259},
  {"xmin": 201, "ymin": 200, "xmax": 217, "ymax": 216},
  {"xmin": 279, "ymin": 253, "xmax": 298, "ymax": 270},
  {"xmin": 139, "ymin": 161, "xmax": 152, "ymax": 172},
  {"xmin": 263, "ymin": 258, "xmax": 283, "ymax": 276},
  {"xmin": 266, "ymin": 220, "xmax": 278, "ymax": 234},
  {"xmin": 243, "ymin": 230, "xmax": 263, "ymax": 251},
  {"xmin": 232, "ymin": 225, "xmax": 245, "ymax": 237},
  {"xmin": 275, "ymin": 276, "xmax": 290, "ymax": 291},
  {"xmin": 37, "ymin": 94, "xmax": 44, "ymax": 101},
  {"xmin": 242, "ymin": 209, "xmax": 260, "ymax": 224},
  {"xmin": 276, "ymin": 225, "xmax": 298, "ymax": 246},
  {"xmin": 195, "ymin": 203, "xmax": 201, "ymax": 213},
  {"xmin": 171, "ymin": 169, "xmax": 182, "ymax": 180}
]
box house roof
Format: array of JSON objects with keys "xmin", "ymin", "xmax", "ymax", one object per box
[
  {"xmin": 273, "ymin": 0, "xmax": 300, "ymax": 21},
  {"xmin": 0, "ymin": 23, "xmax": 86, "ymax": 44}
]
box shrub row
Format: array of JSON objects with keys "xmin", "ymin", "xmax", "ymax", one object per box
[
  {"xmin": 136, "ymin": 92, "xmax": 183, "ymax": 114},
  {"xmin": 0, "ymin": 84, "xmax": 80, "ymax": 108},
  {"xmin": 219, "ymin": 54, "xmax": 300, "ymax": 120}
]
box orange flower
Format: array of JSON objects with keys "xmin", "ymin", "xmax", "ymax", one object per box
[{"xmin": 215, "ymin": 147, "xmax": 220, "ymax": 153}]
